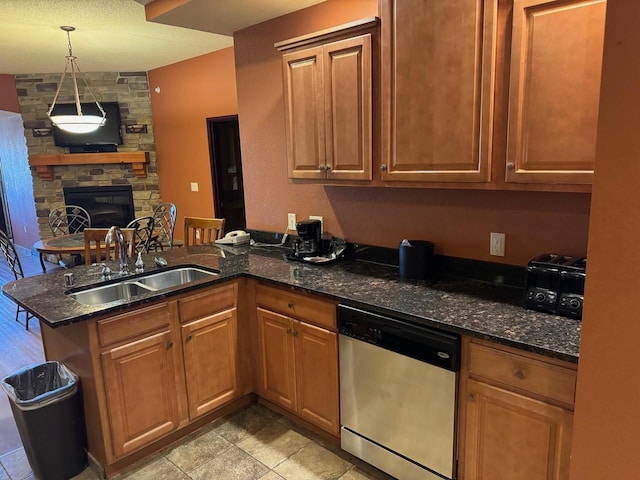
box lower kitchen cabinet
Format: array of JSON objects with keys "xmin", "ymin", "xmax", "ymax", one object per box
[
  {"xmin": 255, "ymin": 284, "xmax": 339, "ymax": 436},
  {"xmin": 177, "ymin": 284, "xmax": 239, "ymax": 420},
  {"xmin": 181, "ymin": 308, "xmax": 239, "ymax": 419},
  {"xmin": 458, "ymin": 337, "xmax": 577, "ymax": 480},
  {"xmin": 256, "ymin": 308, "xmax": 297, "ymax": 410},
  {"xmin": 101, "ymin": 328, "xmax": 181, "ymax": 458},
  {"xmin": 38, "ymin": 281, "xmax": 243, "ymax": 476}
]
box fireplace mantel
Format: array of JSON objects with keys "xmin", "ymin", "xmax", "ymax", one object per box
[{"xmin": 28, "ymin": 152, "xmax": 150, "ymax": 180}]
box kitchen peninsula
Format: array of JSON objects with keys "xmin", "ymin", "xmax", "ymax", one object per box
[{"xmin": 2, "ymin": 244, "xmax": 580, "ymax": 478}]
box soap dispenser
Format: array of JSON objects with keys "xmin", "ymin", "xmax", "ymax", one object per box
[{"xmin": 135, "ymin": 252, "xmax": 144, "ymax": 273}]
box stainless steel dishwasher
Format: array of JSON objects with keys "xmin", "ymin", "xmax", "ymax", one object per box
[{"xmin": 338, "ymin": 305, "xmax": 460, "ymax": 480}]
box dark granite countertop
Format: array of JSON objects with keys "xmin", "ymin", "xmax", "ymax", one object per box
[{"xmin": 2, "ymin": 244, "xmax": 580, "ymax": 363}]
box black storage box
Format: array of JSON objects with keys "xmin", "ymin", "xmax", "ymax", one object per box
[{"xmin": 1, "ymin": 361, "xmax": 87, "ymax": 480}]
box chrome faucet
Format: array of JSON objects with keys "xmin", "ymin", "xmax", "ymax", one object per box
[{"xmin": 105, "ymin": 226, "xmax": 129, "ymax": 275}]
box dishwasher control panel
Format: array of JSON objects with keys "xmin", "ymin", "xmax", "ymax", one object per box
[{"xmin": 338, "ymin": 304, "xmax": 460, "ymax": 372}]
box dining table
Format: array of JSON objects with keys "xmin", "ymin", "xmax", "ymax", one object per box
[{"xmin": 33, "ymin": 233, "xmax": 87, "ymax": 272}]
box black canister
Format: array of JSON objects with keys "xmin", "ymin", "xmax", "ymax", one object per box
[{"xmin": 399, "ymin": 240, "xmax": 434, "ymax": 279}]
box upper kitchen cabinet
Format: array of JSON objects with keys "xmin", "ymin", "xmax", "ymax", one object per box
[
  {"xmin": 505, "ymin": 0, "xmax": 606, "ymax": 185},
  {"xmin": 276, "ymin": 18, "xmax": 378, "ymax": 181},
  {"xmin": 380, "ymin": 0, "xmax": 497, "ymax": 183}
]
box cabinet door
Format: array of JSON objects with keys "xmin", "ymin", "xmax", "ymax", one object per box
[
  {"xmin": 294, "ymin": 321, "xmax": 339, "ymax": 435},
  {"xmin": 101, "ymin": 330, "xmax": 180, "ymax": 458},
  {"xmin": 282, "ymin": 46, "xmax": 326, "ymax": 179},
  {"xmin": 256, "ymin": 308, "xmax": 297, "ymax": 411},
  {"xmin": 182, "ymin": 308, "xmax": 238, "ymax": 419},
  {"xmin": 463, "ymin": 379, "xmax": 573, "ymax": 480},
  {"xmin": 506, "ymin": 0, "xmax": 606, "ymax": 184},
  {"xmin": 380, "ymin": 0, "xmax": 497, "ymax": 182},
  {"xmin": 324, "ymin": 34, "xmax": 372, "ymax": 181}
]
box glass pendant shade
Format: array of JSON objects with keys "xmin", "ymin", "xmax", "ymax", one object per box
[{"xmin": 49, "ymin": 114, "xmax": 106, "ymax": 133}]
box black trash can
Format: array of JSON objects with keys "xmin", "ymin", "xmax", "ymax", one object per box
[
  {"xmin": 399, "ymin": 239, "xmax": 434, "ymax": 280},
  {"xmin": 1, "ymin": 361, "xmax": 87, "ymax": 480}
]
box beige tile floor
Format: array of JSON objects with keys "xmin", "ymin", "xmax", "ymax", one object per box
[{"xmin": 0, "ymin": 403, "xmax": 394, "ymax": 480}]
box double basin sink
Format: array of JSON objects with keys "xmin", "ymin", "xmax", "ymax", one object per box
[{"xmin": 67, "ymin": 266, "xmax": 220, "ymax": 306}]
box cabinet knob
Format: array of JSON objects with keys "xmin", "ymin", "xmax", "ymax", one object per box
[
  {"xmin": 287, "ymin": 303, "xmax": 294, "ymax": 309},
  {"xmin": 166, "ymin": 341, "xmax": 173, "ymax": 350},
  {"xmin": 381, "ymin": 164, "xmax": 388, "ymax": 171},
  {"xmin": 506, "ymin": 162, "xmax": 515, "ymax": 170},
  {"xmin": 292, "ymin": 330, "xmax": 298, "ymax": 337},
  {"xmin": 467, "ymin": 394, "xmax": 475, "ymax": 402},
  {"xmin": 185, "ymin": 335, "xmax": 192, "ymax": 343},
  {"xmin": 325, "ymin": 165, "xmax": 331, "ymax": 171},
  {"xmin": 319, "ymin": 165, "xmax": 326, "ymax": 171},
  {"xmin": 513, "ymin": 369, "xmax": 526, "ymax": 379}
]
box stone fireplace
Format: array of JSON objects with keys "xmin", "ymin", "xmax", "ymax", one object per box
[{"xmin": 14, "ymin": 71, "xmax": 161, "ymax": 240}]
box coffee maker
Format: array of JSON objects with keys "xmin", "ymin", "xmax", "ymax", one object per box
[{"xmin": 292, "ymin": 219, "xmax": 322, "ymax": 258}]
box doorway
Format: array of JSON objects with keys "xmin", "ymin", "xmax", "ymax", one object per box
[{"xmin": 207, "ymin": 115, "xmax": 246, "ymax": 232}]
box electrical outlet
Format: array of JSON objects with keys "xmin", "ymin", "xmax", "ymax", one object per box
[
  {"xmin": 287, "ymin": 213, "xmax": 297, "ymax": 230},
  {"xmin": 490, "ymin": 232, "xmax": 506, "ymax": 256},
  {"xmin": 190, "ymin": 182, "xmax": 199, "ymax": 192},
  {"xmin": 309, "ymin": 215, "xmax": 324, "ymax": 233},
  {"xmin": 195, "ymin": 230, "xmax": 200, "ymax": 240}
]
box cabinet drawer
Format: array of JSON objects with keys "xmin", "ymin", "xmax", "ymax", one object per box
[
  {"xmin": 178, "ymin": 282, "xmax": 237, "ymax": 323},
  {"xmin": 467, "ymin": 341, "xmax": 577, "ymax": 406},
  {"xmin": 256, "ymin": 284, "xmax": 336, "ymax": 330},
  {"xmin": 97, "ymin": 303, "xmax": 171, "ymax": 347}
]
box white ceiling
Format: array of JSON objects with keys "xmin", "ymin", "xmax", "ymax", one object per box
[{"xmin": 0, "ymin": 0, "xmax": 325, "ymax": 75}]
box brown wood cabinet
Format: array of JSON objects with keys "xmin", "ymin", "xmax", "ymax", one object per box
[
  {"xmin": 277, "ymin": 18, "xmax": 377, "ymax": 181},
  {"xmin": 177, "ymin": 284, "xmax": 239, "ymax": 420},
  {"xmin": 96, "ymin": 303, "xmax": 183, "ymax": 459},
  {"xmin": 380, "ymin": 0, "xmax": 497, "ymax": 183},
  {"xmin": 255, "ymin": 284, "xmax": 339, "ymax": 436},
  {"xmin": 101, "ymin": 328, "xmax": 181, "ymax": 458},
  {"xmin": 37, "ymin": 281, "xmax": 244, "ymax": 476},
  {"xmin": 458, "ymin": 337, "xmax": 577, "ymax": 480},
  {"xmin": 505, "ymin": 0, "xmax": 606, "ymax": 185}
]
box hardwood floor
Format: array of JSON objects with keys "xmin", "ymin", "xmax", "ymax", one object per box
[{"xmin": 0, "ymin": 250, "xmax": 59, "ymax": 456}]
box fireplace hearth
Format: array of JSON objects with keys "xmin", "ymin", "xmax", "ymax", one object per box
[{"xmin": 63, "ymin": 186, "xmax": 135, "ymax": 228}]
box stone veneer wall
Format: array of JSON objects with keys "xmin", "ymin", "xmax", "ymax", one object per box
[{"xmin": 14, "ymin": 71, "xmax": 160, "ymax": 240}]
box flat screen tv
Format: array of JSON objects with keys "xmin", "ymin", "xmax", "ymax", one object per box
[{"xmin": 51, "ymin": 101, "xmax": 123, "ymax": 153}]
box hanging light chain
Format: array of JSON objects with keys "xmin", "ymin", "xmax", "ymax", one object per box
[{"xmin": 66, "ymin": 28, "xmax": 74, "ymax": 58}]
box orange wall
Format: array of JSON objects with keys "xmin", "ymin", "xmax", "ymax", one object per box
[
  {"xmin": 148, "ymin": 47, "xmax": 237, "ymax": 240},
  {"xmin": 233, "ymin": 0, "xmax": 591, "ymax": 265},
  {"xmin": 0, "ymin": 75, "xmax": 19, "ymax": 113},
  {"xmin": 570, "ymin": 1, "xmax": 640, "ymax": 477}
]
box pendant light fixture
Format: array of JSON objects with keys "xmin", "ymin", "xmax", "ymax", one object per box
[{"xmin": 47, "ymin": 26, "xmax": 106, "ymax": 134}]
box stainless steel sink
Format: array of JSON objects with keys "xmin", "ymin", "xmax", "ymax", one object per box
[
  {"xmin": 67, "ymin": 266, "xmax": 219, "ymax": 306},
  {"xmin": 68, "ymin": 281, "xmax": 154, "ymax": 305},
  {"xmin": 137, "ymin": 267, "xmax": 217, "ymax": 290}
]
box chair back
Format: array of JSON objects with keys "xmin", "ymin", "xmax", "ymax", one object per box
[
  {"xmin": 0, "ymin": 230, "xmax": 25, "ymax": 280},
  {"xmin": 184, "ymin": 217, "xmax": 226, "ymax": 246},
  {"xmin": 49, "ymin": 205, "xmax": 91, "ymax": 236},
  {"xmin": 83, "ymin": 228, "xmax": 135, "ymax": 265},
  {"xmin": 152, "ymin": 203, "xmax": 177, "ymax": 250},
  {"xmin": 126, "ymin": 216, "xmax": 155, "ymax": 254}
]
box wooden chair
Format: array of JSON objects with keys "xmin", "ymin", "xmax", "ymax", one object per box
[
  {"xmin": 83, "ymin": 228, "xmax": 135, "ymax": 265},
  {"xmin": 184, "ymin": 217, "xmax": 226, "ymax": 246},
  {"xmin": 0, "ymin": 230, "xmax": 35, "ymax": 330}
]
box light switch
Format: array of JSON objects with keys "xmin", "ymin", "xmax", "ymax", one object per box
[{"xmin": 190, "ymin": 182, "xmax": 199, "ymax": 192}]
